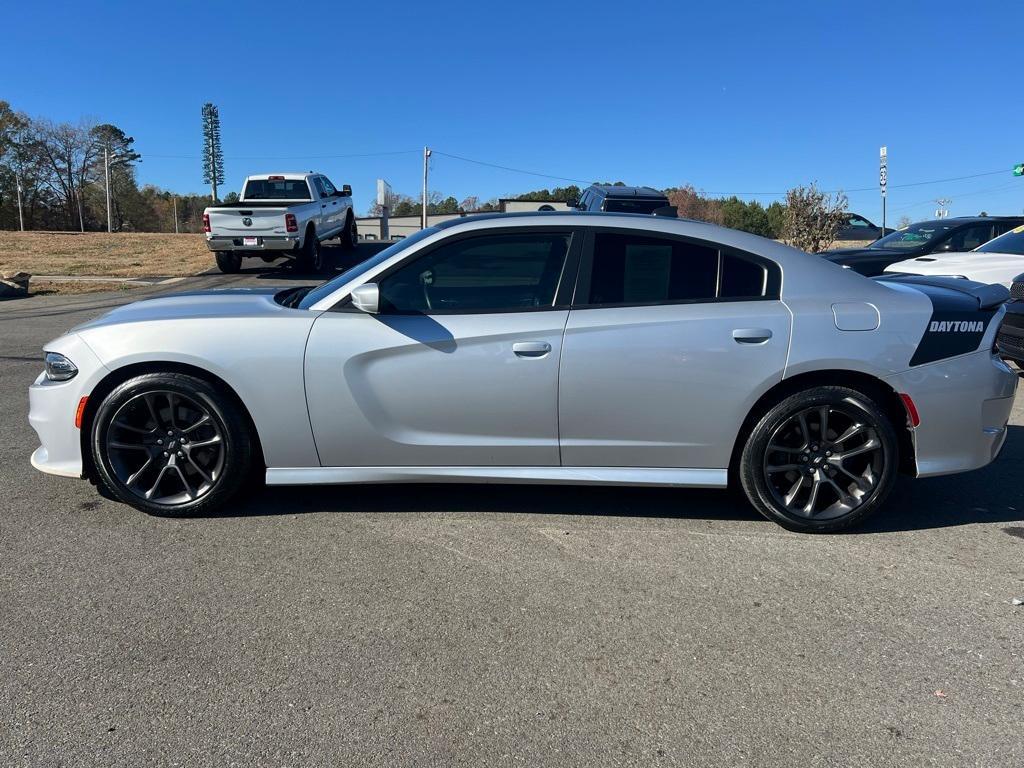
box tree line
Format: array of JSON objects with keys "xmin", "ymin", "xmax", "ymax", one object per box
[
  {"xmin": 371, "ymin": 182, "xmax": 849, "ymax": 252},
  {"xmin": 0, "ymin": 100, "xmax": 211, "ymax": 233}
]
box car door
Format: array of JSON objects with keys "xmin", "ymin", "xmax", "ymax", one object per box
[
  {"xmin": 319, "ymin": 176, "xmax": 342, "ymax": 235},
  {"xmin": 310, "ymin": 176, "xmax": 331, "ymax": 233},
  {"xmin": 304, "ymin": 227, "xmax": 579, "ymax": 467},
  {"xmin": 558, "ymin": 228, "xmax": 791, "ymax": 469}
]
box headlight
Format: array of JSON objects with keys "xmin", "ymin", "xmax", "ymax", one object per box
[{"xmin": 44, "ymin": 351, "xmax": 78, "ymax": 381}]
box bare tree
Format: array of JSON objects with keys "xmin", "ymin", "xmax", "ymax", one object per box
[
  {"xmin": 897, "ymin": 215, "xmax": 912, "ymax": 229},
  {"xmin": 34, "ymin": 118, "xmax": 99, "ymax": 231},
  {"xmin": 783, "ymin": 184, "xmax": 849, "ymax": 253}
]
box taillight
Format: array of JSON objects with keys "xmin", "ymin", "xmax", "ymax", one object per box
[
  {"xmin": 899, "ymin": 393, "xmax": 921, "ymax": 428},
  {"xmin": 285, "ymin": 213, "xmax": 298, "ymax": 233},
  {"xmin": 202, "ymin": 213, "xmax": 210, "ymax": 233}
]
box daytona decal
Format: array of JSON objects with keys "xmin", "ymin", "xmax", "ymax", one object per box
[
  {"xmin": 928, "ymin": 320, "xmax": 986, "ymax": 333},
  {"xmin": 911, "ymin": 311, "xmax": 994, "ymax": 366}
]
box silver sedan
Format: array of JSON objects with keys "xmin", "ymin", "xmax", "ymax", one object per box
[{"xmin": 29, "ymin": 213, "xmax": 1018, "ymax": 532}]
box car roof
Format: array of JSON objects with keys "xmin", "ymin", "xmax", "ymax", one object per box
[
  {"xmin": 914, "ymin": 216, "xmax": 1024, "ymax": 226},
  {"xmin": 587, "ymin": 185, "xmax": 667, "ymax": 199}
]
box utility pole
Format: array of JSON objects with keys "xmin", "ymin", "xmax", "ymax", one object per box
[
  {"xmin": 421, "ymin": 146, "xmax": 431, "ymax": 230},
  {"xmin": 14, "ymin": 165, "xmax": 24, "ymax": 232},
  {"xmin": 935, "ymin": 198, "xmax": 951, "ymax": 219},
  {"xmin": 104, "ymin": 145, "xmax": 113, "ymax": 233},
  {"xmin": 172, "ymin": 195, "xmax": 179, "ymax": 234}
]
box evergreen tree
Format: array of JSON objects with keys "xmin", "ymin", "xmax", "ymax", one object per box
[{"xmin": 201, "ymin": 103, "xmax": 224, "ymax": 202}]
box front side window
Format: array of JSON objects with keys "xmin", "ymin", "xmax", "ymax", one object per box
[
  {"xmin": 321, "ymin": 177, "xmax": 337, "ymax": 196},
  {"xmin": 583, "ymin": 232, "xmax": 771, "ymax": 306},
  {"xmin": 378, "ymin": 232, "xmax": 572, "ymax": 314},
  {"xmin": 945, "ymin": 224, "xmax": 994, "ymax": 252}
]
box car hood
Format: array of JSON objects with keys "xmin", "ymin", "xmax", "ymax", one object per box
[
  {"xmin": 883, "ymin": 251, "xmax": 1024, "ymax": 286},
  {"xmin": 71, "ymin": 287, "xmax": 297, "ymax": 333}
]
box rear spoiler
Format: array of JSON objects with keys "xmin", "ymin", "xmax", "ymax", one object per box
[{"xmin": 877, "ymin": 274, "xmax": 1009, "ymax": 310}]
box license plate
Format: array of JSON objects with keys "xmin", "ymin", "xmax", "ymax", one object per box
[{"xmin": 242, "ymin": 237, "xmax": 259, "ymax": 247}]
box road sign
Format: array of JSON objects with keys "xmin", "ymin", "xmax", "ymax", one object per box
[
  {"xmin": 1014, "ymin": 163, "xmax": 1024, "ymax": 177},
  {"xmin": 879, "ymin": 146, "xmax": 888, "ymax": 198}
]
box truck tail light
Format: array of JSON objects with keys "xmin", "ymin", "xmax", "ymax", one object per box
[
  {"xmin": 285, "ymin": 213, "xmax": 298, "ymax": 233},
  {"xmin": 202, "ymin": 213, "xmax": 210, "ymax": 233}
]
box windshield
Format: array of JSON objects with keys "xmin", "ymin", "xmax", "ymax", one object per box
[
  {"xmin": 298, "ymin": 227, "xmax": 440, "ymax": 309},
  {"xmin": 242, "ymin": 178, "xmax": 311, "ymax": 200},
  {"xmin": 603, "ymin": 199, "xmax": 669, "ymax": 215},
  {"xmin": 869, "ymin": 221, "xmax": 955, "ymax": 250},
  {"xmin": 976, "ymin": 226, "xmax": 1024, "ymax": 256}
]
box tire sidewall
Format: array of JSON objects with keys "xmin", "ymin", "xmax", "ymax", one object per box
[
  {"xmin": 740, "ymin": 386, "xmax": 898, "ymax": 533},
  {"xmin": 91, "ymin": 373, "xmax": 251, "ymax": 517}
]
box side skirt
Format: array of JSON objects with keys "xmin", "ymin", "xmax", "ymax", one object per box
[{"xmin": 265, "ymin": 466, "xmax": 728, "ymax": 488}]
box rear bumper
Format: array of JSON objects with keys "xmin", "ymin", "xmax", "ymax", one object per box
[
  {"xmin": 205, "ymin": 235, "xmax": 300, "ymax": 253},
  {"xmin": 885, "ymin": 350, "xmax": 1018, "ymax": 477}
]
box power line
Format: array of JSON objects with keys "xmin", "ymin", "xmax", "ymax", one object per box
[
  {"xmin": 145, "ymin": 149, "xmax": 420, "ymax": 161},
  {"xmin": 705, "ymin": 169, "xmax": 1010, "ymax": 197},
  {"xmin": 432, "ymin": 150, "xmax": 592, "ymax": 185}
]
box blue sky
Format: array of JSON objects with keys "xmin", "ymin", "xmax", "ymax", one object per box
[{"xmin": 7, "ymin": 0, "xmax": 1024, "ymax": 220}]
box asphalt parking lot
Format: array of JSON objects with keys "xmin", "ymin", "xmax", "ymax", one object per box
[{"xmin": 2, "ymin": 246, "xmax": 1023, "ymax": 767}]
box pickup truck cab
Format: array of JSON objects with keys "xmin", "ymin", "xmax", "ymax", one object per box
[{"xmin": 203, "ymin": 173, "xmax": 356, "ymax": 273}]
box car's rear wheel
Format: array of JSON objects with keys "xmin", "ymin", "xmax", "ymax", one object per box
[
  {"xmin": 90, "ymin": 373, "xmax": 253, "ymax": 517},
  {"xmin": 739, "ymin": 386, "xmax": 898, "ymax": 533},
  {"xmin": 215, "ymin": 251, "xmax": 241, "ymax": 273}
]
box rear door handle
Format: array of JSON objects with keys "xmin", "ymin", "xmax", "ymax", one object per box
[
  {"xmin": 512, "ymin": 341, "xmax": 552, "ymax": 358},
  {"xmin": 732, "ymin": 328, "xmax": 773, "ymax": 344}
]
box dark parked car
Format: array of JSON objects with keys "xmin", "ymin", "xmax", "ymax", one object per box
[
  {"xmin": 570, "ymin": 185, "xmax": 676, "ymax": 216},
  {"xmin": 823, "ymin": 216, "xmax": 1024, "ymax": 276},
  {"xmin": 996, "ymin": 272, "xmax": 1024, "ymax": 368},
  {"xmin": 835, "ymin": 213, "xmax": 893, "ymax": 242}
]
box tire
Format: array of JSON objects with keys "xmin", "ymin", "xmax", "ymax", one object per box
[
  {"xmin": 739, "ymin": 386, "xmax": 898, "ymax": 533},
  {"xmin": 297, "ymin": 229, "xmax": 324, "ymax": 272},
  {"xmin": 340, "ymin": 213, "xmax": 357, "ymax": 251},
  {"xmin": 215, "ymin": 251, "xmax": 242, "ymax": 273},
  {"xmin": 90, "ymin": 372, "xmax": 254, "ymax": 518}
]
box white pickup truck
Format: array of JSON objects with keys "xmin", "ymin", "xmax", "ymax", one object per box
[{"xmin": 203, "ymin": 172, "xmax": 357, "ymax": 273}]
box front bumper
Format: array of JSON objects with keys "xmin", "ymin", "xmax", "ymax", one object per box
[
  {"xmin": 205, "ymin": 234, "xmax": 300, "ymax": 253},
  {"xmin": 886, "ymin": 349, "xmax": 1018, "ymax": 477},
  {"xmin": 28, "ymin": 334, "xmax": 109, "ymax": 479}
]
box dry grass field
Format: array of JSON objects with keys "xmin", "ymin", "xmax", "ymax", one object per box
[{"xmin": 0, "ymin": 231, "xmax": 211, "ymax": 279}]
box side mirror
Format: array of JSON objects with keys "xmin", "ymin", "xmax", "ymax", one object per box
[
  {"xmin": 565, "ymin": 197, "xmax": 578, "ymax": 209},
  {"xmin": 350, "ymin": 283, "xmax": 380, "ymax": 314},
  {"xmin": 341, "ymin": 184, "xmax": 352, "ymax": 197}
]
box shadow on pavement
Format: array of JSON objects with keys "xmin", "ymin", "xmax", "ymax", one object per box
[{"xmin": 207, "ymin": 425, "xmax": 1024, "ymax": 533}]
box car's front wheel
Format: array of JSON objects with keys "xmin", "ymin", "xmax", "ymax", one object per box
[
  {"xmin": 90, "ymin": 373, "xmax": 254, "ymax": 517},
  {"xmin": 739, "ymin": 386, "xmax": 898, "ymax": 533}
]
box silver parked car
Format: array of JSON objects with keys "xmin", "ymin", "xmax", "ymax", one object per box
[{"xmin": 29, "ymin": 213, "xmax": 1018, "ymax": 532}]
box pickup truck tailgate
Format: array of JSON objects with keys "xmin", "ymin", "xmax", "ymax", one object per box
[{"xmin": 207, "ymin": 207, "xmax": 287, "ymax": 236}]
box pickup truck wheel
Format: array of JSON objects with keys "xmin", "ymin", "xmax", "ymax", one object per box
[
  {"xmin": 297, "ymin": 230, "xmax": 326, "ymax": 273},
  {"xmin": 340, "ymin": 214, "xmax": 357, "ymax": 251},
  {"xmin": 215, "ymin": 252, "xmax": 242, "ymax": 274}
]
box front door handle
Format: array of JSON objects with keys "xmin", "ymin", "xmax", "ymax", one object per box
[
  {"xmin": 512, "ymin": 341, "xmax": 552, "ymax": 358},
  {"xmin": 732, "ymin": 328, "xmax": 773, "ymax": 344}
]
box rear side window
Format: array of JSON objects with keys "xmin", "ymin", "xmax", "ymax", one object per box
[
  {"xmin": 602, "ymin": 199, "xmax": 669, "ymax": 215},
  {"xmin": 378, "ymin": 232, "xmax": 572, "ymax": 314},
  {"xmin": 243, "ymin": 178, "xmax": 311, "ymax": 200},
  {"xmin": 582, "ymin": 232, "xmax": 773, "ymax": 307}
]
